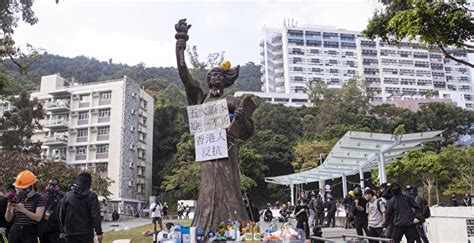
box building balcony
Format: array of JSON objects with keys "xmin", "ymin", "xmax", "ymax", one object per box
[
  {"xmin": 43, "ymin": 136, "xmax": 68, "ymax": 146},
  {"xmin": 96, "ymin": 153, "xmax": 109, "ymax": 159},
  {"xmin": 45, "ymin": 154, "xmax": 67, "ymax": 161},
  {"xmin": 46, "ymin": 100, "xmax": 70, "ymax": 112},
  {"xmin": 44, "ymin": 119, "xmax": 69, "ymax": 129}
]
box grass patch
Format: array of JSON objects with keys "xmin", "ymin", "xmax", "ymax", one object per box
[{"xmin": 103, "ymin": 221, "xmax": 192, "ymax": 243}]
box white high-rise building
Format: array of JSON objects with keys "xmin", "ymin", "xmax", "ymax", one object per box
[
  {"xmin": 27, "ymin": 74, "xmax": 154, "ymax": 212},
  {"xmin": 237, "ymin": 23, "xmax": 474, "ymax": 110}
]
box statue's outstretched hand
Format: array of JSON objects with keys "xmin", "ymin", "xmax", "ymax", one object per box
[
  {"xmin": 175, "ymin": 19, "xmax": 191, "ymax": 49},
  {"xmin": 175, "ymin": 19, "xmax": 191, "ymax": 35}
]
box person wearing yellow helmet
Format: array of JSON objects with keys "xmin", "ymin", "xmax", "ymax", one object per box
[{"xmin": 5, "ymin": 170, "xmax": 46, "ymax": 243}]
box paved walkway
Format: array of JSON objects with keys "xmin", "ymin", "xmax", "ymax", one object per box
[{"xmin": 102, "ymin": 217, "xmax": 151, "ymax": 232}]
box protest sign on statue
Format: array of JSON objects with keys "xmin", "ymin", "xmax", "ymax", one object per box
[
  {"xmin": 194, "ymin": 129, "xmax": 228, "ymax": 162},
  {"xmin": 187, "ymin": 99, "xmax": 230, "ymax": 135}
]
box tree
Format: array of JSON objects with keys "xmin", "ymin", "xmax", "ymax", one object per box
[
  {"xmin": 0, "ymin": 91, "xmax": 44, "ymax": 154},
  {"xmin": 416, "ymin": 103, "xmax": 474, "ymax": 146},
  {"xmin": 292, "ymin": 140, "xmax": 333, "ymax": 172},
  {"xmin": 438, "ymin": 145, "xmax": 473, "ymax": 195},
  {"xmin": 161, "ymin": 132, "xmax": 200, "ymax": 198},
  {"xmin": 364, "ymin": 0, "xmax": 474, "ymax": 67},
  {"xmin": 245, "ymin": 130, "xmax": 295, "ymax": 177},
  {"xmin": 0, "ymin": 152, "xmax": 40, "ymax": 188}
]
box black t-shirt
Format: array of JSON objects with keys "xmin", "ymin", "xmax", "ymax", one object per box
[
  {"xmin": 264, "ymin": 209, "xmax": 273, "ymax": 221},
  {"xmin": 295, "ymin": 205, "xmax": 309, "ymax": 222},
  {"xmin": 352, "ymin": 197, "xmax": 368, "ymax": 219},
  {"xmin": 279, "ymin": 208, "xmax": 289, "ymax": 218}
]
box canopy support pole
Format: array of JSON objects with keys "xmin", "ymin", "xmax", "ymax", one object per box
[
  {"xmin": 342, "ymin": 173, "xmax": 348, "ymax": 197},
  {"xmin": 290, "ymin": 184, "xmax": 294, "ymax": 206},
  {"xmin": 359, "ymin": 166, "xmax": 365, "ymax": 189},
  {"xmin": 379, "ymin": 152, "xmax": 387, "ymax": 184}
]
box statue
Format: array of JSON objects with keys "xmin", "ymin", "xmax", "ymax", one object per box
[{"xmin": 175, "ymin": 19, "xmax": 257, "ymax": 230}]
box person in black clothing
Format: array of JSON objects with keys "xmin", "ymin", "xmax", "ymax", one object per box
[
  {"xmin": 59, "ymin": 172, "xmax": 103, "ymax": 243},
  {"xmin": 405, "ymin": 185, "xmax": 429, "ymax": 243},
  {"xmin": 111, "ymin": 210, "xmax": 119, "ymax": 222},
  {"xmin": 162, "ymin": 203, "xmax": 169, "ymax": 219},
  {"xmin": 279, "ymin": 204, "xmax": 289, "ymax": 222},
  {"xmin": 379, "ymin": 183, "xmax": 393, "ymax": 238},
  {"xmin": 263, "ymin": 204, "xmax": 273, "ymax": 222},
  {"xmin": 315, "ymin": 194, "xmax": 325, "ymax": 227},
  {"xmin": 450, "ymin": 194, "xmax": 458, "ymax": 206},
  {"xmin": 325, "ymin": 195, "xmax": 337, "ymax": 227},
  {"xmin": 352, "ymin": 187, "xmax": 369, "ymax": 236},
  {"xmin": 384, "ymin": 183, "xmax": 421, "ymax": 243},
  {"xmin": 40, "ymin": 179, "xmax": 66, "ymax": 243},
  {"xmin": 311, "ymin": 226, "xmax": 324, "ymax": 243},
  {"xmin": 293, "ymin": 199, "xmax": 309, "ymax": 239},
  {"xmin": 343, "ymin": 191, "xmax": 354, "ymax": 229},
  {"xmin": 0, "ymin": 185, "xmax": 13, "ymax": 243}
]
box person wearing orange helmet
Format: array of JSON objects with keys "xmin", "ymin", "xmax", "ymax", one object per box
[{"xmin": 5, "ymin": 170, "xmax": 46, "ymax": 243}]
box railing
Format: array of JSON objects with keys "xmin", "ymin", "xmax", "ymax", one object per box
[
  {"xmin": 343, "ymin": 234, "xmax": 394, "ymax": 242},
  {"xmin": 47, "ymin": 101, "xmax": 70, "ymax": 109},
  {"xmin": 43, "ymin": 136, "xmax": 68, "ymax": 143},
  {"xmin": 46, "ymin": 119, "xmax": 69, "ymax": 126},
  {"xmin": 46, "ymin": 154, "xmax": 67, "ymax": 161}
]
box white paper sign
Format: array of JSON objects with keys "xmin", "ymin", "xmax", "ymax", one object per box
[
  {"xmin": 194, "ymin": 129, "xmax": 228, "ymax": 162},
  {"xmin": 187, "ymin": 99, "xmax": 230, "ymax": 134}
]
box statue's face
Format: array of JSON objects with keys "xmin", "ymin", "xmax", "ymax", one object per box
[{"xmin": 208, "ymin": 71, "xmax": 227, "ymax": 91}]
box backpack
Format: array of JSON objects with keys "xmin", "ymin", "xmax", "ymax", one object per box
[{"xmin": 422, "ymin": 199, "xmax": 431, "ymax": 219}]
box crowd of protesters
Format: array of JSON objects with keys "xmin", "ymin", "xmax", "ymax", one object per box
[
  {"xmin": 0, "ymin": 170, "xmax": 102, "ymax": 243},
  {"xmin": 249, "ymin": 185, "xmax": 471, "ymax": 243}
]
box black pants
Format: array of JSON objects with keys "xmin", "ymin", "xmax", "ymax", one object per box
[
  {"xmin": 391, "ymin": 225, "xmax": 420, "ymax": 243},
  {"xmin": 65, "ymin": 235, "xmax": 94, "ymax": 243},
  {"xmin": 326, "ymin": 211, "xmax": 336, "ymax": 227},
  {"xmin": 8, "ymin": 224, "xmax": 38, "ymax": 243},
  {"xmin": 40, "ymin": 231, "xmax": 64, "ymax": 243},
  {"xmin": 354, "ymin": 218, "xmax": 369, "ymax": 236},
  {"xmin": 296, "ymin": 220, "xmax": 310, "ymax": 239},
  {"xmin": 367, "ymin": 226, "xmax": 384, "ymax": 243},
  {"xmin": 316, "ymin": 211, "xmax": 324, "ymax": 226},
  {"xmin": 415, "ymin": 223, "xmax": 429, "ymax": 243}
]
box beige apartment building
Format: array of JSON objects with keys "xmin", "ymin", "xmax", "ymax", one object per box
[{"xmin": 29, "ymin": 74, "xmax": 154, "ymax": 214}]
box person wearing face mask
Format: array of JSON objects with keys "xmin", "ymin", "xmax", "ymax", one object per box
[
  {"xmin": 384, "ymin": 183, "xmax": 421, "ymax": 243},
  {"xmin": 40, "ymin": 178, "xmax": 65, "ymax": 243},
  {"xmin": 5, "ymin": 170, "xmax": 46, "ymax": 243},
  {"xmin": 59, "ymin": 172, "xmax": 102, "ymax": 243},
  {"xmin": 293, "ymin": 200, "xmax": 310, "ymax": 239}
]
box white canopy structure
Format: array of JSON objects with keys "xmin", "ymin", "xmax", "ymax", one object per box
[{"xmin": 265, "ymin": 131, "xmax": 443, "ymax": 204}]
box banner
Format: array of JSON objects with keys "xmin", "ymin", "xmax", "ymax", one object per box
[
  {"xmin": 187, "ymin": 99, "xmax": 230, "ymax": 134},
  {"xmin": 194, "ymin": 129, "xmax": 228, "ymax": 162}
]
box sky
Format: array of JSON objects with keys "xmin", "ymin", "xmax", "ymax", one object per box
[{"xmin": 13, "ymin": 0, "xmax": 383, "ymax": 68}]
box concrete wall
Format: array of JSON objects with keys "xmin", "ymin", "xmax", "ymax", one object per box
[{"xmin": 426, "ymin": 207, "xmax": 474, "ymax": 243}]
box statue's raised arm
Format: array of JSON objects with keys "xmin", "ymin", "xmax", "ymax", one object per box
[{"xmin": 175, "ymin": 19, "xmax": 205, "ymax": 105}]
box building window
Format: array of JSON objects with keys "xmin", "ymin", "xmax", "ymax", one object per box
[
  {"xmin": 77, "ymin": 146, "xmax": 87, "ymax": 155},
  {"xmin": 100, "ymin": 91, "xmax": 112, "ymax": 100},
  {"xmin": 99, "ymin": 109, "xmax": 111, "ymax": 118},
  {"xmin": 80, "ymin": 94, "xmax": 90, "ymax": 103},
  {"xmin": 78, "ymin": 111, "xmax": 89, "ymax": 120},
  {"xmin": 97, "ymin": 144, "xmax": 109, "ymax": 154},
  {"xmin": 142, "ymin": 117, "xmax": 147, "ymax": 124},
  {"xmin": 77, "ymin": 128, "xmax": 88, "ymax": 137},
  {"xmin": 98, "ymin": 126, "xmax": 110, "ymax": 136}
]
